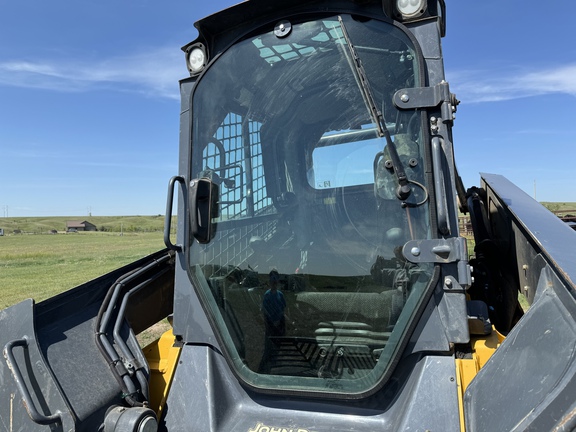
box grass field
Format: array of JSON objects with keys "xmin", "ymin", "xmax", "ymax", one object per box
[
  {"xmin": 0, "ymin": 215, "xmax": 166, "ymax": 234},
  {"xmin": 0, "ymin": 216, "xmax": 169, "ymax": 309},
  {"xmin": 540, "ymin": 202, "xmax": 576, "ymax": 215},
  {"xmin": 2, "ymin": 203, "xmax": 571, "ymax": 310}
]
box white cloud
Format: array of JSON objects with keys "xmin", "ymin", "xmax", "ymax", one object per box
[
  {"xmin": 519, "ymin": 65, "xmax": 576, "ymax": 95},
  {"xmin": 449, "ymin": 63, "xmax": 576, "ymax": 103},
  {"xmin": 0, "ymin": 47, "xmax": 185, "ymax": 100},
  {"xmin": 10, "ymin": 49, "xmax": 574, "ymax": 106}
]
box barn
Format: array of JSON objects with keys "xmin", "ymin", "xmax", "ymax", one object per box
[{"xmin": 66, "ymin": 220, "xmax": 97, "ymax": 232}]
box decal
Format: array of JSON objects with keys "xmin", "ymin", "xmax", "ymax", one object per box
[{"xmin": 248, "ymin": 422, "xmax": 316, "ymax": 432}]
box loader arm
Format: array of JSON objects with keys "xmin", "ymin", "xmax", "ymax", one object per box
[
  {"xmin": 463, "ymin": 174, "xmax": 576, "ymax": 431},
  {"xmin": 0, "ymin": 250, "xmax": 175, "ymax": 431}
]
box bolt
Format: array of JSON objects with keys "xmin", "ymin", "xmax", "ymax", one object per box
[
  {"xmin": 400, "ymin": 93, "xmax": 410, "ymax": 103},
  {"xmin": 445, "ymin": 278, "xmax": 453, "ymax": 288},
  {"xmin": 411, "ymin": 247, "xmax": 420, "ymax": 257}
]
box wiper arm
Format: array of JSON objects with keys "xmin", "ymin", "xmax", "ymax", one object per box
[
  {"xmin": 338, "ymin": 16, "xmax": 385, "ymax": 137},
  {"xmin": 337, "ymin": 16, "xmax": 411, "ymax": 201}
]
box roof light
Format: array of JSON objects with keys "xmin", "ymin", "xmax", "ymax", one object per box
[
  {"xmin": 186, "ymin": 43, "xmax": 207, "ymax": 75},
  {"xmin": 396, "ymin": 0, "xmax": 427, "ymax": 18}
]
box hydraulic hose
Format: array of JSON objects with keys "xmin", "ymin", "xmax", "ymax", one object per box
[
  {"xmin": 94, "ymin": 251, "xmax": 173, "ymax": 407},
  {"xmin": 112, "ymin": 267, "xmax": 171, "ymax": 403}
]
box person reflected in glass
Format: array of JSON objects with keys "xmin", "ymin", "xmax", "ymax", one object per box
[{"xmin": 262, "ymin": 270, "xmax": 287, "ymax": 339}]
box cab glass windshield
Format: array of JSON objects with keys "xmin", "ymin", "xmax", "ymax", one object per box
[{"xmin": 188, "ymin": 14, "xmax": 433, "ymax": 396}]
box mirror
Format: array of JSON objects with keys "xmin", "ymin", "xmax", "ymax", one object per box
[{"xmin": 190, "ymin": 178, "xmax": 219, "ymax": 244}]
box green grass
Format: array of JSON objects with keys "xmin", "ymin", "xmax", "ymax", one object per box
[
  {"xmin": 3, "ymin": 204, "xmax": 570, "ymax": 311},
  {"xmin": 0, "ymin": 215, "xmax": 166, "ymax": 234},
  {"xmin": 0, "ymin": 217, "xmax": 169, "ymax": 309},
  {"xmin": 540, "ymin": 202, "xmax": 576, "ymax": 215}
]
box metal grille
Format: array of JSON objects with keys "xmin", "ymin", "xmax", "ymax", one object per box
[
  {"xmin": 200, "ymin": 112, "xmax": 276, "ymax": 267},
  {"xmin": 249, "ymin": 121, "xmax": 270, "ymax": 214},
  {"xmin": 251, "ymin": 20, "xmax": 343, "ymax": 65},
  {"xmin": 203, "ymin": 113, "xmax": 274, "ymax": 219},
  {"xmin": 204, "ymin": 220, "xmax": 277, "ymax": 268}
]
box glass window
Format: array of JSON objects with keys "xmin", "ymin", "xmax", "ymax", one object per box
[{"xmin": 188, "ymin": 14, "xmax": 432, "ymax": 397}]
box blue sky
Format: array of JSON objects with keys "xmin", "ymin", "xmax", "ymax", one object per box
[{"xmin": 1, "ymin": 1, "xmax": 575, "ymax": 217}]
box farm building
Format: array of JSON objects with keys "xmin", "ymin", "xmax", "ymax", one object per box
[{"xmin": 66, "ymin": 220, "xmax": 97, "ymax": 232}]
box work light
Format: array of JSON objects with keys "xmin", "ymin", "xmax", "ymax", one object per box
[
  {"xmin": 396, "ymin": 0, "xmax": 427, "ymax": 18},
  {"xmin": 186, "ymin": 43, "xmax": 207, "ymax": 75}
]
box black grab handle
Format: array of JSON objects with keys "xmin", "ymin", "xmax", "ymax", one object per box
[
  {"xmin": 164, "ymin": 175, "xmax": 185, "ymax": 251},
  {"xmin": 3, "ymin": 336, "xmax": 62, "ymax": 425}
]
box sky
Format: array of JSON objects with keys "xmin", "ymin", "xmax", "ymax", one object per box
[{"xmin": 1, "ymin": 1, "xmax": 575, "ymax": 217}]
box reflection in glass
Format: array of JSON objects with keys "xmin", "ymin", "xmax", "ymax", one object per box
[{"xmin": 188, "ymin": 14, "xmax": 432, "ymax": 396}]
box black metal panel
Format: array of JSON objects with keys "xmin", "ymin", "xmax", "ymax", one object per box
[
  {"xmin": 480, "ymin": 173, "xmax": 576, "ymax": 291},
  {"xmin": 465, "ymin": 174, "xmax": 576, "ymax": 431},
  {"xmin": 162, "ymin": 344, "xmax": 460, "ymax": 431},
  {"xmin": 0, "ymin": 299, "xmax": 75, "ymax": 431},
  {"xmin": 465, "ymin": 265, "xmax": 576, "ymax": 431},
  {"xmin": 37, "ymin": 301, "xmax": 123, "ymax": 430}
]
